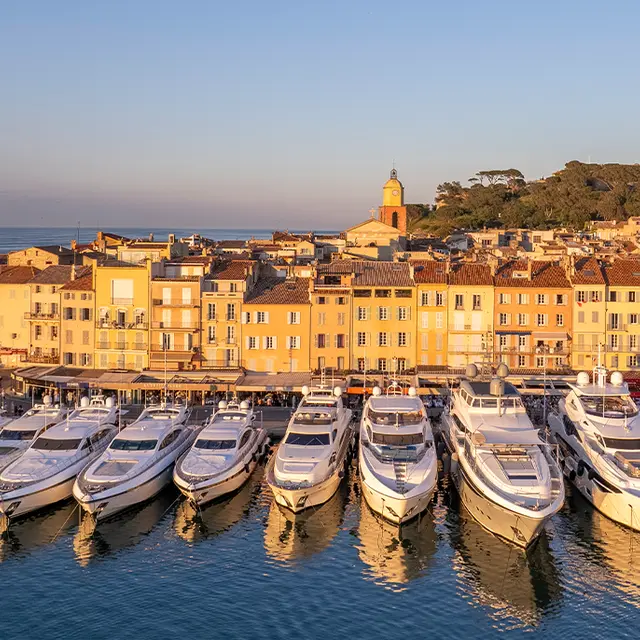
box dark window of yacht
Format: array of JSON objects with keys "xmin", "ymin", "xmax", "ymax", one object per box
[
  {"xmin": 372, "ymin": 432, "xmax": 423, "ymax": 446},
  {"xmin": 293, "ymin": 413, "xmax": 332, "ymax": 426},
  {"xmin": 452, "ymin": 414, "xmax": 467, "ymax": 433},
  {"xmin": 32, "ymin": 437, "xmax": 81, "ymax": 451},
  {"xmin": 195, "ymin": 439, "xmax": 237, "ymax": 450},
  {"xmin": 90, "ymin": 429, "xmax": 112, "ymax": 446},
  {"xmin": 0, "ymin": 429, "xmax": 37, "ymax": 441},
  {"xmin": 110, "ymin": 438, "xmax": 157, "ymax": 451},
  {"xmin": 160, "ymin": 430, "xmax": 182, "ymax": 450},
  {"xmin": 285, "ymin": 432, "xmax": 330, "ymax": 446},
  {"xmin": 602, "ymin": 436, "xmax": 640, "ymax": 450},
  {"xmin": 239, "ymin": 431, "xmax": 252, "ymax": 448}
]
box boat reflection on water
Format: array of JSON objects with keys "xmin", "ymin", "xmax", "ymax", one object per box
[
  {"xmin": 73, "ymin": 487, "xmax": 179, "ymax": 566},
  {"xmin": 559, "ymin": 486, "xmax": 640, "ymax": 605},
  {"xmin": 174, "ymin": 468, "xmax": 264, "ymax": 544},
  {"xmin": 446, "ymin": 487, "xmax": 563, "ymax": 628},
  {"xmin": 0, "ymin": 501, "xmax": 77, "ymax": 562},
  {"xmin": 355, "ymin": 495, "xmax": 437, "ymax": 588},
  {"xmin": 263, "ymin": 479, "xmax": 348, "ymax": 564}
]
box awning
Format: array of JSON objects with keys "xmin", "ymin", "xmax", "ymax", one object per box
[{"xmin": 532, "ymin": 332, "xmax": 568, "ymax": 340}]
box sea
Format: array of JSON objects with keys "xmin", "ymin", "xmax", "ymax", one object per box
[{"xmin": 0, "ymin": 227, "xmax": 639, "ymax": 638}]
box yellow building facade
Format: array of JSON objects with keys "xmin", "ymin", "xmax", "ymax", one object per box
[
  {"xmin": 60, "ymin": 271, "xmax": 96, "ymax": 368},
  {"xmin": 0, "ymin": 266, "xmax": 38, "ymax": 355}
]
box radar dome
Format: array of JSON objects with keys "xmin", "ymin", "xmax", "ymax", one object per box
[
  {"xmin": 333, "ymin": 386, "xmax": 342, "ymax": 397},
  {"xmin": 43, "ymin": 394, "xmax": 52, "ymax": 406},
  {"xmin": 576, "ymin": 372, "xmax": 590, "ymax": 386},
  {"xmin": 372, "ymin": 386, "xmax": 382, "ymax": 397},
  {"xmin": 105, "ymin": 397, "xmax": 114, "ymax": 408},
  {"xmin": 611, "ymin": 371, "xmax": 625, "ymax": 386},
  {"xmin": 496, "ymin": 363, "xmax": 510, "ymax": 379},
  {"xmin": 301, "ymin": 385, "xmax": 310, "ymax": 396},
  {"xmin": 80, "ymin": 397, "xmax": 90, "ymax": 408},
  {"xmin": 489, "ymin": 378, "xmax": 505, "ymax": 396},
  {"xmin": 465, "ymin": 363, "xmax": 479, "ymax": 379},
  {"xmin": 218, "ymin": 400, "xmax": 228, "ymax": 410},
  {"xmin": 408, "ymin": 387, "xmax": 417, "ymax": 397},
  {"xmin": 240, "ymin": 400, "xmax": 250, "ymax": 410}
]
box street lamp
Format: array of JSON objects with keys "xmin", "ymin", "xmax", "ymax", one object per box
[{"xmin": 536, "ymin": 344, "xmax": 555, "ymax": 425}]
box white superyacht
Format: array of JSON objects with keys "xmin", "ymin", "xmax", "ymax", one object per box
[
  {"xmin": 442, "ymin": 364, "xmax": 564, "ymax": 547},
  {"xmin": 267, "ymin": 386, "xmax": 353, "ymax": 513},
  {"xmin": 74, "ymin": 402, "xmax": 198, "ymax": 521},
  {"xmin": 174, "ymin": 400, "xmax": 269, "ymax": 507},
  {"xmin": 358, "ymin": 383, "xmax": 437, "ymax": 524},
  {"xmin": 0, "ymin": 396, "xmax": 118, "ymax": 527},
  {"xmin": 548, "ymin": 363, "xmax": 640, "ymax": 531},
  {"xmin": 0, "ymin": 396, "xmax": 66, "ymax": 474}
]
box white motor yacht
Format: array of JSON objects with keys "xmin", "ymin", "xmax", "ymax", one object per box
[
  {"xmin": 0, "ymin": 396, "xmax": 118, "ymax": 526},
  {"xmin": 73, "ymin": 403, "xmax": 198, "ymax": 521},
  {"xmin": 548, "ymin": 363, "xmax": 640, "ymax": 531},
  {"xmin": 267, "ymin": 386, "xmax": 354, "ymax": 513},
  {"xmin": 359, "ymin": 383, "xmax": 437, "ymax": 525},
  {"xmin": 0, "ymin": 397, "xmax": 66, "ymax": 474},
  {"xmin": 174, "ymin": 400, "xmax": 269, "ymax": 506},
  {"xmin": 442, "ymin": 364, "xmax": 564, "ymax": 547}
]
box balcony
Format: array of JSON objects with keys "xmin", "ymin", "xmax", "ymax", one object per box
[
  {"xmin": 151, "ymin": 321, "xmax": 199, "ymax": 330},
  {"xmin": 96, "ymin": 341, "xmax": 147, "ymax": 351},
  {"xmin": 97, "ymin": 320, "xmax": 148, "ymax": 330},
  {"xmin": 225, "ymin": 337, "xmax": 237, "ymax": 345},
  {"xmin": 25, "ymin": 311, "xmax": 59, "ymax": 321},
  {"xmin": 26, "ymin": 354, "xmax": 59, "ymax": 364},
  {"xmin": 201, "ymin": 359, "xmax": 243, "ymax": 370},
  {"xmin": 111, "ymin": 297, "xmax": 134, "ymax": 305},
  {"xmin": 152, "ymin": 298, "xmax": 199, "ymax": 307}
]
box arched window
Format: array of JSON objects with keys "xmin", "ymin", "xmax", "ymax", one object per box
[{"xmin": 392, "ymin": 211, "xmax": 399, "ymax": 229}]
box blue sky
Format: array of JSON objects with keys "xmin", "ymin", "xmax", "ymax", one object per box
[{"xmin": 1, "ymin": 0, "xmax": 639, "ymax": 228}]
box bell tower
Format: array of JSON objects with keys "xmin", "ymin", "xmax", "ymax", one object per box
[{"xmin": 378, "ymin": 168, "xmax": 407, "ymax": 233}]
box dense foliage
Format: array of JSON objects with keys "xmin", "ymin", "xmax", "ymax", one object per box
[{"xmin": 410, "ymin": 161, "xmax": 640, "ymax": 237}]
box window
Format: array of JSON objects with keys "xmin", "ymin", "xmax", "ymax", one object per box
[
  {"xmin": 265, "ymin": 336, "xmax": 276, "ymax": 349},
  {"xmin": 609, "ymin": 291, "xmax": 618, "ymax": 302},
  {"xmin": 556, "ymin": 314, "xmax": 564, "ymax": 327},
  {"xmin": 397, "ymin": 307, "xmax": 409, "ymax": 321},
  {"xmin": 357, "ymin": 306, "xmax": 369, "ymax": 321},
  {"xmin": 226, "ymin": 303, "xmax": 236, "ymax": 320},
  {"xmin": 499, "ymin": 313, "xmax": 508, "ymax": 326},
  {"xmin": 377, "ymin": 306, "xmax": 389, "ymax": 321},
  {"xmin": 421, "ymin": 311, "xmax": 429, "ymax": 329},
  {"xmin": 436, "ymin": 334, "xmax": 443, "ymax": 351},
  {"xmin": 80, "ymin": 308, "xmax": 91, "ymax": 321},
  {"xmin": 335, "ymin": 334, "xmax": 345, "ymax": 349},
  {"xmin": 337, "ymin": 356, "xmax": 344, "ymax": 369},
  {"xmin": 590, "ymin": 291, "xmax": 601, "ymax": 303},
  {"xmin": 63, "ymin": 352, "xmax": 74, "ymax": 365},
  {"xmin": 82, "ymin": 331, "xmax": 90, "ymax": 345},
  {"xmin": 577, "ymin": 290, "xmax": 587, "ymax": 303},
  {"xmin": 592, "ymin": 311, "xmax": 599, "ymax": 323},
  {"xmin": 631, "ymin": 335, "xmax": 638, "ymax": 350},
  {"xmin": 395, "ymin": 289, "xmax": 412, "ymax": 298},
  {"xmin": 436, "ymin": 292, "xmax": 444, "ymax": 306},
  {"xmin": 499, "ymin": 293, "xmax": 511, "ymax": 304},
  {"xmin": 435, "ymin": 312, "xmax": 443, "ymax": 329},
  {"xmin": 229, "ymin": 283, "xmax": 237, "ymax": 293},
  {"xmin": 517, "ymin": 313, "xmax": 527, "ymax": 326},
  {"xmin": 578, "ymin": 311, "xmax": 585, "ymax": 323},
  {"xmin": 35, "ymin": 286, "xmax": 41, "ymax": 294},
  {"xmin": 396, "ymin": 358, "xmax": 406, "ymax": 372},
  {"xmin": 63, "ymin": 307, "xmax": 74, "ymax": 320},
  {"xmin": 518, "ymin": 355, "xmax": 526, "ymax": 367},
  {"xmin": 375, "ymin": 289, "xmax": 391, "ymax": 298},
  {"xmin": 421, "ymin": 292, "xmax": 430, "ymax": 306},
  {"xmin": 317, "ymin": 312, "xmax": 326, "ymax": 325},
  {"xmin": 288, "ymin": 311, "xmax": 300, "ymax": 324},
  {"xmin": 256, "ymin": 311, "xmax": 267, "ymax": 324},
  {"xmin": 160, "ymin": 430, "xmax": 182, "ymax": 450},
  {"xmin": 610, "ymin": 313, "xmax": 620, "ymax": 330},
  {"xmin": 629, "ymin": 314, "xmax": 639, "ymax": 325},
  {"xmin": 629, "ymin": 291, "xmax": 637, "ymax": 303},
  {"xmin": 377, "ymin": 358, "xmax": 387, "ymax": 371},
  {"xmin": 517, "ymin": 293, "xmax": 529, "ymax": 305},
  {"xmin": 207, "ymin": 303, "xmax": 216, "ymax": 320},
  {"xmin": 472, "ymin": 295, "xmax": 481, "ymax": 310},
  {"xmin": 336, "ymin": 297, "xmax": 346, "ymax": 305},
  {"xmin": 519, "ymin": 335, "xmax": 527, "ymax": 351},
  {"xmin": 317, "ymin": 334, "xmax": 327, "ymax": 348},
  {"xmin": 536, "ymin": 294, "xmax": 548, "ymax": 305},
  {"xmin": 34, "ymin": 325, "xmax": 42, "ymax": 339},
  {"xmin": 353, "ymin": 289, "xmax": 371, "ymax": 297},
  {"xmin": 357, "ymin": 332, "xmax": 367, "ymax": 347},
  {"xmin": 628, "ymin": 355, "xmax": 639, "ymax": 367},
  {"xmin": 80, "ymin": 353, "xmax": 91, "ymax": 366},
  {"xmin": 248, "ymin": 336, "xmax": 257, "ymax": 349},
  {"xmin": 536, "ymin": 314, "xmax": 547, "ymax": 326},
  {"xmin": 317, "ymin": 296, "xmax": 327, "ymax": 305},
  {"xmin": 455, "ymin": 294, "xmax": 464, "ymax": 310},
  {"xmin": 65, "ymin": 330, "xmax": 73, "ymax": 344},
  {"xmin": 51, "ymin": 326, "xmax": 58, "ymax": 339},
  {"xmin": 208, "ymin": 326, "xmax": 216, "ymax": 343},
  {"xmin": 555, "ymin": 294, "xmax": 566, "ymax": 305},
  {"xmin": 378, "ymin": 332, "xmax": 389, "ymax": 347},
  {"xmin": 499, "ymin": 335, "xmax": 507, "ymax": 349},
  {"xmin": 397, "ymin": 332, "xmax": 407, "ymax": 347},
  {"xmin": 357, "ymin": 358, "xmax": 366, "ymax": 371},
  {"xmin": 288, "ymin": 336, "xmax": 300, "ymax": 349},
  {"xmin": 610, "ymin": 334, "xmax": 619, "ymax": 350},
  {"xmin": 337, "ymin": 312, "xmax": 345, "ymax": 326},
  {"xmin": 536, "ymin": 356, "xmax": 545, "ymax": 368}
]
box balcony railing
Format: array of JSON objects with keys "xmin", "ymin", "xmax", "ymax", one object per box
[
  {"xmin": 97, "ymin": 342, "xmax": 147, "ymax": 351},
  {"xmin": 201, "ymin": 359, "xmax": 243, "ymax": 370},
  {"xmin": 26, "ymin": 354, "xmax": 59, "ymax": 364},
  {"xmin": 225, "ymin": 337, "xmax": 236, "ymax": 345},
  {"xmin": 25, "ymin": 312, "xmax": 59, "ymax": 320},
  {"xmin": 111, "ymin": 297, "xmax": 134, "ymax": 305},
  {"xmin": 151, "ymin": 321, "xmax": 199, "ymax": 330},
  {"xmin": 152, "ymin": 298, "xmax": 199, "ymax": 307},
  {"xmin": 97, "ymin": 320, "xmax": 148, "ymax": 329}
]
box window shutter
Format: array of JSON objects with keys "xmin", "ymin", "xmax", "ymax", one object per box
[
  {"xmin": 421, "ymin": 312, "xmax": 428, "ymax": 329},
  {"xmin": 314, "ymin": 334, "xmax": 319, "ymax": 348},
  {"xmin": 366, "ymin": 332, "xmax": 371, "ymax": 347},
  {"xmin": 241, "ymin": 312, "xmax": 248, "ymax": 324},
  {"xmin": 265, "ymin": 311, "xmax": 270, "ymax": 324},
  {"xmin": 507, "ymin": 313, "xmax": 511, "ymax": 325},
  {"xmin": 407, "ymin": 333, "xmax": 411, "ymax": 346},
  {"xmin": 272, "ymin": 336, "xmax": 277, "ymax": 349},
  {"xmin": 287, "ymin": 312, "xmax": 292, "ymax": 324},
  {"xmin": 407, "ymin": 307, "xmax": 411, "ymax": 320},
  {"xmin": 422, "ymin": 333, "xmax": 429, "ymax": 350},
  {"xmin": 286, "ymin": 336, "xmax": 291, "ymax": 349},
  {"xmin": 245, "ymin": 336, "xmax": 250, "ymax": 349},
  {"xmin": 345, "ymin": 334, "xmax": 349, "ymax": 348},
  {"xmin": 252, "ymin": 312, "xmax": 258, "ymax": 324}
]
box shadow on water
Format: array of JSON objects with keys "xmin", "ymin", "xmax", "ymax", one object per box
[
  {"xmin": 441, "ymin": 478, "xmax": 563, "ymax": 629},
  {"xmin": 173, "ymin": 467, "xmax": 265, "ymax": 544},
  {"xmin": 73, "ymin": 487, "xmax": 181, "ymax": 566},
  {"xmin": 354, "ymin": 493, "xmax": 438, "ymax": 590},
  {"xmin": 554, "ymin": 484, "xmax": 640, "ymax": 606},
  {"xmin": 0, "ymin": 500, "xmax": 77, "ymax": 562},
  {"xmin": 262, "ymin": 474, "xmax": 350, "ymax": 564}
]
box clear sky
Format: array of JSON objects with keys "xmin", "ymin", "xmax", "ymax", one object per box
[{"xmin": 2, "ymin": 0, "xmax": 640, "ymax": 229}]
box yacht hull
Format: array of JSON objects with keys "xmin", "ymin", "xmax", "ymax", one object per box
[
  {"xmin": 359, "ymin": 476, "xmax": 435, "ymax": 525},
  {"xmin": 174, "ymin": 431, "xmax": 268, "ymax": 506}
]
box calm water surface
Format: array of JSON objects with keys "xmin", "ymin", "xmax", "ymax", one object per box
[{"xmin": 1, "ymin": 464, "xmax": 639, "ymax": 639}]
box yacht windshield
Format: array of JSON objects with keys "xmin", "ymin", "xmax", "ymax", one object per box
[
  {"xmin": 0, "ymin": 429, "xmax": 37, "ymax": 441},
  {"xmin": 372, "ymin": 432, "xmax": 423, "ymax": 446},
  {"xmin": 110, "ymin": 439, "xmax": 157, "ymax": 451},
  {"xmin": 194, "ymin": 439, "xmax": 237, "ymax": 450},
  {"xmin": 32, "ymin": 437, "xmax": 81, "ymax": 451},
  {"xmin": 285, "ymin": 432, "xmax": 330, "ymax": 446},
  {"xmin": 301, "ymin": 399, "xmax": 336, "ymax": 409},
  {"xmin": 368, "ymin": 410, "xmax": 422, "ymax": 426},
  {"xmin": 602, "ymin": 436, "xmax": 640, "ymax": 450},
  {"xmin": 213, "ymin": 413, "xmax": 246, "ymax": 423},
  {"xmin": 293, "ymin": 413, "xmax": 332, "ymax": 426},
  {"xmin": 580, "ymin": 395, "xmax": 638, "ymax": 417}
]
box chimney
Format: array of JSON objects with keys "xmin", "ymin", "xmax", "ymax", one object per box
[
  {"xmin": 527, "ymin": 260, "xmax": 533, "ymax": 280},
  {"xmin": 168, "ymin": 233, "xmax": 175, "ymax": 244}
]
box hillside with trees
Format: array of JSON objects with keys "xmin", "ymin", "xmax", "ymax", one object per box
[{"xmin": 410, "ymin": 161, "xmax": 640, "ymax": 237}]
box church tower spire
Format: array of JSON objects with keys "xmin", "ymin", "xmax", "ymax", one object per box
[{"xmin": 378, "ymin": 166, "xmax": 407, "ymax": 232}]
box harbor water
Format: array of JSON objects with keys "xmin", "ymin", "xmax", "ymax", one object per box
[{"xmin": 1, "ymin": 464, "xmax": 639, "ymax": 639}]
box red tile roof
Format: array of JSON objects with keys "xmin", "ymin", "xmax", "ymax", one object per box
[
  {"xmin": 448, "ymin": 263, "xmax": 493, "ymax": 286},
  {"xmin": 603, "ymin": 259, "xmax": 640, "ymax": 286},
  {"xmin": 245, "ymin": 277, "xmax": 310, "ymax": 304},
  {"xmin": 494, "ymin": 260, "xmax": 571, "ymax": 288},
  {"xmin": 209, "ymin": 260, "xmax": 254, "ymax": 281},
  {"xmin": 29, "ymin": 265, "xmax": 89, "ymax": 285},
  {"xmin": 0, "ymin": 266, "xmax": 40, "ymax": 284},
  {"xmin": 570, "ymin": 257, "xmax": 605, "ymax": 285},
  {"xmin": 353, "ymin": 262, "xmax": 414, "ymax": 287},
  {"xmin": 410, "ymin": 261, "xmax": 447, "ymax": 284},
  {"xmin": 60, "ymin": 271, "xmax": 93, "ymax": 291}
]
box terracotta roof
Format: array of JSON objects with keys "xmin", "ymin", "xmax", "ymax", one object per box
[
  {"xmin": 33, "ymin": 245, "xmax": 74, "ymax": 255},
  {"xmin": 603, "ymin": 259, "xmax": 640, "ymax": 286},
  {"xmin": 216, "ymin": 240, "xmax": 247, "ymax": 249},
  {"xmin": 318, "ymin": 261, "xmax": 356, "ymax": 275},
  {"xmin": 29, "ymin": 265, "xmax": 89, "ymax": 285},
  {"xmin": 60, "ymin": 271, "xmax": 93, "ymax": 291},
  {"xmin": 494, "ymin": 260, "xmax": 571, "ymax": 288},
  {"xmin": 123, "ymin": 242, "xmax": 168, "ymax": 249},
  {"xmin": 245, "ymin": 277, "xmax": 310, "ymax": 304},
  {"xmin": 0, "ymin": 266, "xmax": 40, "ymax": 284},
  {"xmin": 209, "ymin": 260, "xmax": 254, "ymax": 281},
  {"xmin": 272, "ymin": 231, "xmax": 301, "ymax": 242},
  {"xmin": 448, "ymin": 263, "xmax": 493, "ymax": 286},
  {"xmin": 353, "ymin": 262, "xmax": 414, "ymax": 287},
  {"xmin": 570, "ymin": 257, "xmax": 605, "ymax": 285},
  {"xmin": 410, "ymin": 261, "xmax": 447, "ymax": 284},
  {"xmin": 167, "ymin": 256, "xmax": 214, "ymax": 264}
]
